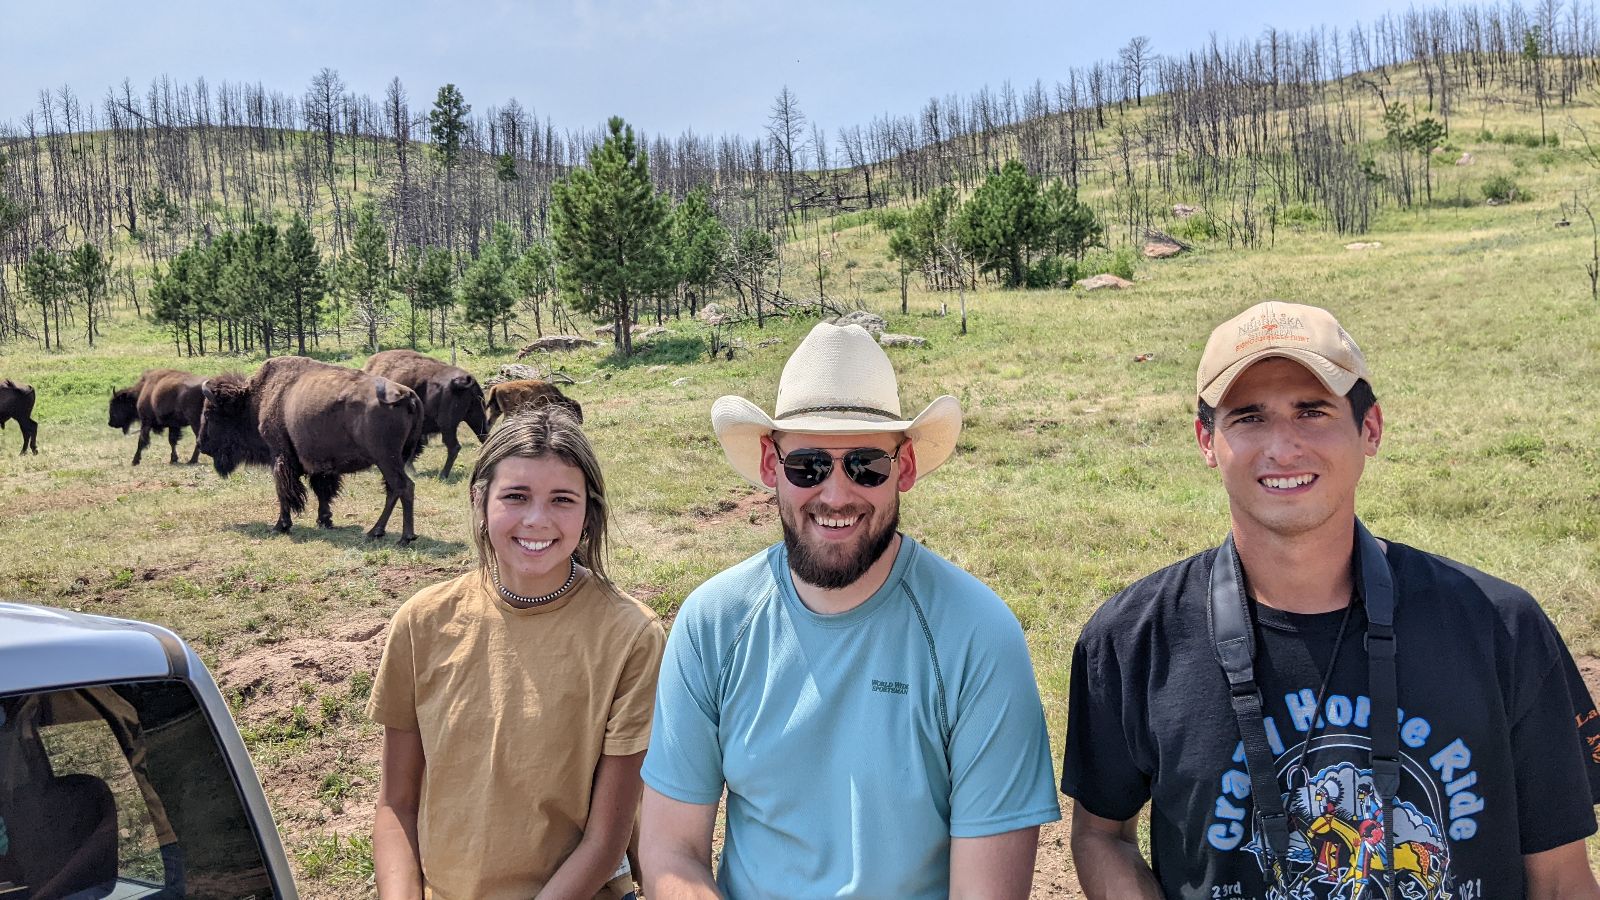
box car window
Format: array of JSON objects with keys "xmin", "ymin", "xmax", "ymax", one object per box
[{"xmin": 0, "ymin": 680, "xmax": 277, "ymax": 900}]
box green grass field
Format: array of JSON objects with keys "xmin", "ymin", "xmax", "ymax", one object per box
[{"xmin": 2, "ymin": 99, "xmax": 1599, "ymax": 893}]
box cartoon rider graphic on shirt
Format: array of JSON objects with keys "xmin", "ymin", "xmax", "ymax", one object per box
[{"xmin": 1239, "ymin": 758, "xmax": 1452, "ymax": 900}]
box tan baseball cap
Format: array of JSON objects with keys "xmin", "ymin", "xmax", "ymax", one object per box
[{"xmin": 1196, "ymin": 301, "xmax": 1371, "ymax": 406}]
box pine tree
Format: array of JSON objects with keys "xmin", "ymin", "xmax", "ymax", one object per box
[
  {"xmin": 669, "ymin": 188, "xmax": 728, "ymax": 317},
  {"xmin": 418, "ymin": 247, "xmax": 455, "ymax": 346},
  {"xmin": 956, "ymin": 160, "xmax": 1043, "ymax": 289},
  {"xmin": 550, "ymin": 117, "xmax": 671, "ymax": 356},
  {"xmin": 66, "ymin": 243, "xmax": 110, "ymax": 348},
  {"xmin": 343, "ymin": 204, "xmax": 394, "ymax": 352},
  {"xmin": 228, "ymin": 223, "xmax": 284, "ymax": 355},
  {"xmin": 511, "ymin": 241, "xmax": 556, "ymax": 336},
  {"xmin": 280, "ymin": 213, "xmax": 326, "ymax": 355},
  {"xmin": 1037, "ymin": 180, "xmax": 1101, "ymax": 260},
  {"xmin": 459, "ymin": 237, "xmax": 512, "ymax": 349},
  {"xmin": 430, "ymin": 84, "xmax": 470, "ymax": 255},
  {"xmin": 22, "ymin": 247, "xmax": 68, "ymax": 349}
]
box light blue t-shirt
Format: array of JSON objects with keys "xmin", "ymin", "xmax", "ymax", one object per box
[{"xmin": 642, "ymin": 535, "xmax": 1060, "ymax": 899}]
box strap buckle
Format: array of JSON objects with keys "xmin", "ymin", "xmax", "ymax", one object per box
[
  {"xmin": 1364, "ymin": 630, "xmax": 1395, "ymax": 657},
  {"xmin": 1371, "ymin": 754, "xmax": 1401, "ymax": 797}
]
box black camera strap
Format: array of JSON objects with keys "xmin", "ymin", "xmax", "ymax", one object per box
[{"xmin": 1207, "ymin": 519, "xmax": 1397, "ymax": 889}]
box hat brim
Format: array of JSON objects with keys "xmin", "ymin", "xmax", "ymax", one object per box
[
  {"xmin": 1199, "ymin": 348, "xmax": 1359, "ymax": 406},
  {"xmin": 712, "ymin": 395, "xmax": 963, "ymax": 490}
]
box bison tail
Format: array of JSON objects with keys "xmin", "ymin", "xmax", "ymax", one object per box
[{"xmin": 273, "ymin": 456, "xmax": 308, "ymax": 514}]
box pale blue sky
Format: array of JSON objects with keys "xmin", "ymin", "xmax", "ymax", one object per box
[{"xmin": 5, "ymin": 0, "xmax": 1424, "ymax": 140}]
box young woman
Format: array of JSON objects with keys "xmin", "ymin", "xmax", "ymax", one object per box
[{"xmin": 369, "ymin": 406, "xmax": 665, "ymax": 900}]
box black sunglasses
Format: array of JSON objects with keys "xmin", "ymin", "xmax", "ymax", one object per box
[{"xmin": 774, "ymin": 442, "xmax": 905, "ymax": 489}]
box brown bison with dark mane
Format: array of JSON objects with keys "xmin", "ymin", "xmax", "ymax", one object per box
[
  {"xmin": 198, "ymin": 356, "xmax": 424, "ymax": 544},
  {"xmin": 0, "ymin": 379, "xmax": 38, "ymax": 455},
  {"xmin": 485, "ymin": 379, "xmax": 583, "ymax": 429},
  {"xmin": 362, "ymin": 349, "xmax": 489, "ymax": 479},
  {"xmin": 108, "ymin": 369, "xmax": 206, "ymax": 465}
]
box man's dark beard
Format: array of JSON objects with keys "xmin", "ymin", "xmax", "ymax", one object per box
[{"xmin": 781, "ymin": 503, "xmax": 900, "ymax": 591}]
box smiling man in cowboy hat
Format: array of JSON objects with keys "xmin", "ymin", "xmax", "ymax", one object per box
[{"xmin": 640, "ymin": 322, "xmax": 1060, "ymax": 899}]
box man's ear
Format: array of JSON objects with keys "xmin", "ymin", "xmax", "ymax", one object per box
[
  {"xmin": 1196, "ymin": 418, "xmax": 1219, "ymax": 469},
  {"xmin": 759, "ymin": 434, "xmax": 780, "ymax": 489},
  {"xmin": 1362, "ymin": 402, "xmax": 1384, "ymax": 458},
  {"xmin": 897, "ymin": 439, "xmax": 919, "ymax": 492}
]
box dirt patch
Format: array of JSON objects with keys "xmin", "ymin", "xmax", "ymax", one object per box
[
  {"xmin": 375, "ymin": 561, "xmax": 459, "ymax": 600},
  {"xmin": 1033, "ymin": 818, "xmax": 1081, "ymax": 896},
  {"xmin": 217, "ymin": 617, "xmax": 389, "ymax": 711},
  {"xmin": 0, "ymin": 476, "xmax": 181, "ymax": 520},
  {"xmin": 216, "ymin": 616, "xmax": 392, "ymax": 896},
  {"xmin": 693, "ymin": 491, "xmax": 777, "ymax": 529},
  {"xmin": 1014, "ymin": 417, "xmax": 1065, "ymax": 435},
  {"xmin": 270, "ymin": 729, "xmax": 381, "ymax": 886},
  {"xmin": 1579, "ymin": 655, "xmax": 1600, "ymax": 706}
]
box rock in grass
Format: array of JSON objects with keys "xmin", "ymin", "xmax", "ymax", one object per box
[
  {"xmin": 698, "ymin": 303, "xmax": 734, "ymax": 325},
  {"xmin": 1344, "ymin": 241, "xmax": 1384, "ymax": 250},
  {"xmin": 879, "ymin": 333, "xmax": 928, "ymax": 348},
  {"xmin": 489, "ymin": 363, "xmax": 545, "ymax": 385},
  {"xmin": 1079, "ymin": 274, "xmax": 1134, "ymax": 291},
  {"xmin": 516, "ymin": 335, "xmax": 599, "ymax": 357},
  {"xmin": 833, "ymin": 310, "xmax": 888, "ymax": 334},
  {"xmin": 1143, "ymin": 242, "xmax": 1183, "ymax": 259}
]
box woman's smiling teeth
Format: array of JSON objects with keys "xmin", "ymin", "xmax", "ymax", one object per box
[
  {"xmin": 813, "ymin": 513, "xmax": 862, "ymax": 529},
  {"xmin": 1261, "ymin": 474, "xmax": 1316, "ymax": 489},
  {"xmin": 515, "ymin": 537, "xmax": 555, "ymax": 551}
]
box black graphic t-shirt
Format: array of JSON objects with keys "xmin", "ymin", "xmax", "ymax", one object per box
[{"xmin": 1061, "ymin": 540, "xmax": 1600, "ymax": 900}]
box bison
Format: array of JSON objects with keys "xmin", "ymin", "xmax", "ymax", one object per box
[
  {"xmin": 0, "ymin": 379, "xmax": 39, "ymax": 455},
  {"xmin": 362, "ymin": 349, "xmax": 489, "ymax": 479},
  {"xmin": 197, "ymin": 356, "xmax": 424, "ymax": 544},
  {"xmin": 485, "ymin": 379, "xmax": 583, "ymax": 430},
  {"xmin": 108, "ymin": 369, "xmax": 206, "ymax": 465}
]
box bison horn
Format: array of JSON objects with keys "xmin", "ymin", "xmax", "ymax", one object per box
[{"xmin": 201, "ymin": 378, "xmax": 214, "ymax": 400}]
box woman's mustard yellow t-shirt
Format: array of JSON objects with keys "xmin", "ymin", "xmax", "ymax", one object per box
[{"xmin": 368, "ymin": 570, "xmax": 665, "ymax": 900}]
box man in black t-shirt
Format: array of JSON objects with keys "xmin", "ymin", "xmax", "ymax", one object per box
[{"xmin": 1060, "ymin": 301, "xmax": 1600, "ymax": 900}]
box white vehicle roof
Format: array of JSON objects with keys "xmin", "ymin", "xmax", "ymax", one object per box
[{"xmin": 0, "ymin": 601, "xmax": 185, "ymax": 695}]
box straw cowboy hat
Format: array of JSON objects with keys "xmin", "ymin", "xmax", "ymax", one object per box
[{"xmin": 712, "ymin": 322, "xmax": 963, "ymax": 489}]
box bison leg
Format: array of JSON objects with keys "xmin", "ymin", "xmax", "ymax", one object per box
[
  {"xmin": 272, "ymin": 455, "xmax": 308, "ymax": 534},
  {"xmin": 23, "ymin": 418, "xmax": 36, "ymax": 455},
  {"xmin": 368, "ymin": 463, "xmax": 416, "ymax": 544},
  {"xmin": 437, "ymin": 430, "xmax": 462, "ymax": 480},
  {"xmin": 310, "ymin": 473, "xmax": 342, "ymax": 529},
  {"xmin": 167, "ymin": 426, "xmax": 184, "ymax": 464},
  {"xmin": 186, "ymin": 433, "xmax": 201, "ymax": 465},
  {"xmin": 132, "ymin": 423, "xmax": 153, "ymax": 466}
]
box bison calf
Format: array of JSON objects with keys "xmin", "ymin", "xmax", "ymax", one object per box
[
  {"xmin": 484, "ymin": 379, "xmax": 583, "ymax": 430},
  {"xmin": 0, "ymin": 379, "xmax": 38, "ymax": 455},
  {"xmin": 198, "ymin": 356, "xmax": 424, "ymax": 544},
  {"xmin": 109, "ymin": 369, "xmax": 206, "ymax": 465},
  {"xmin": 363, "ymin": 349, "xmax": 488, "ymax": 479}
]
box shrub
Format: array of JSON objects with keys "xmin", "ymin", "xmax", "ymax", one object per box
[
  {"xmin": 1482, "ymin": 175, "xmax": 1527, "ymax": 203},
  {"xmin": 1175, "ymin": 215, "xmax": 1220, "ymax": 242},
  {"xmin": 1282, "ymin": 203, "xmax": 1321, "ymax": 229},
  {"xmin": 1025, "ymin": 255, "xmax": 1074, "ymax": 289},
  {"xmin": 1110, "ymin": 248, "xmax": 1138, "ymax": 281},
  {"xmin": 1080, "ymin": 247, "xmax": 1138, "ymax": 281}
]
